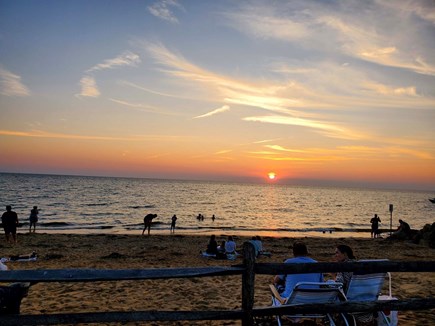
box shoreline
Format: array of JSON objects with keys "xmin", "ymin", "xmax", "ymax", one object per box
[
  {"xmin": 2, "ymin": 233, "xmax": 434, "ymax": 325},
  {"xmin": 10, "ymin": 226, "xmax": 383, "ymax": 239}
]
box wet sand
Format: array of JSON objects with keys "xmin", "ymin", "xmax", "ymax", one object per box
[{"xmin": 1, "ymin": 233, "xmax": 435, "ymax": 325}]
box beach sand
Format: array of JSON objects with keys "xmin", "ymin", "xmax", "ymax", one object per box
[{"xmin": 1, "ymin": 233, "xmax": 435, "ymax": 325}]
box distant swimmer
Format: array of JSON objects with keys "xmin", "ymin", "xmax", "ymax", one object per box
[
  {"xmin": 142, "ymin": 213, "xmax": 157, "ymax": 235},
  {"xmin": 170, "ymin": 214, "xmax": 177, "ymax": 233},
  {"xmin": 212, "ymin": 214, "xmax": 216, "ymax": 222}
]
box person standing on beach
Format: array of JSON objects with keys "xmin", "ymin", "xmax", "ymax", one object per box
[
  {"xmin": 170, "ymin": 214, "xmax": 177, "ymax": 233},
  {"xmin": 2, "ymin": 205, "xmax": 19, "ymax": 244},
  {"xmin": 370, "ymin": 214, "xmax": 381, "ymax": 238},
  {"xmin": 142, "ymin": 213, "xmax": 157, "ymax": 235},
  {"xmin": 29, "ymin": 206, "xmax": 39, "ymax": 233}
]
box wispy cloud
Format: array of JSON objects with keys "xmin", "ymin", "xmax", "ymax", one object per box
[
  {"xmin": 224, "ymin": 4, "xmax": 309, "ymax": 41},
  {"xmin": 109, "ymin": 98, "xmax": 177, "ymax": 116},
  {"xmin": 0, "ymin": 129, "xmax": 190, "ymax": 142},
  {"xmin": 145, "ymin": 43, "xmax": 311, "ymax": 115},
  {"xmin": 193, "ymin": 105, "xmax": 230, "ymax": 119},
  {"xmin": 363, "ymin": 82, "xmax": 418, "ymax": 97},
  {"xmin": 77, "ymin": 75, "xmax": 100, "ymax": 98},
  {"xmin": 0, "ymin": 66, "xmax": 30, "ymax": 97},
  {"xmin": 251, "ymin": 143, "xmax": 434, "ymax": 162},
  {"xmin": 143, "ymin": 41, "xmax": 435, "ymax": 142},
  {"xmin": 119, "ymin": 80, "xmax": 191, "ymax": 99},
  {"xmin": 148, "ymin": 0, "xmax": 183, "ymax": 24},
  {"xmin": 243, "ymin": 115, "xmax": 361, "ymax": 140},
  {"xmin": 224, "ymin": 2, "xmax": 435, "ymax": 76},
  {"xmin": 86, "ymin": 51, "xmax": 140, "ymax": 73},
  {"xmin": 78, "ymin": 51, "xmax": 141, "ymax": 98}
]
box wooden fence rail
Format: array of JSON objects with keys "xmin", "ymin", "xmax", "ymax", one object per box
[{"xmin": 1, "ymin": 242, "xmax": 435, "ymax": 325}]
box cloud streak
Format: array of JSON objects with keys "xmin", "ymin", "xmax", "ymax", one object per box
[
  {"xmin": 78, "ymin": 51, "xmax": 141, "ymax": 98},
  {"xmin": 193, "ymin": 105, "xmax": 230, "ymax": 119},
  {"xmin": 0, "ymin": 129, "xmax": 189, "ymax": 142},
  {"xmin": 0, "ymin": 66, "xmax": 30, "ymax": 97},
  {"xmin": 86, "ymin": 51, "xmax": 141, "ymax": 73}
]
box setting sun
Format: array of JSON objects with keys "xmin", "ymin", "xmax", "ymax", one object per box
[{"xmin": 268, "ymin": 172, "xmax": 277, "ymax": 180}]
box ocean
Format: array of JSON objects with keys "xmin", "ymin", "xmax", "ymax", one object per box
[{"xmin": 0, "ymin": 173, "xmax": 434, "ymax": 238}]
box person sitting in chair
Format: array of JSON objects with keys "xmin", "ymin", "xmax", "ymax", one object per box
[{"xmin": 272, "ymin": 241, "xmax": 323, "ymax": 300}]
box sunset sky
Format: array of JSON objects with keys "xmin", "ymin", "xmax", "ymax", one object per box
[{"xmin": 1, "ymin": 0, "xmax": 434, "ymax": 190}]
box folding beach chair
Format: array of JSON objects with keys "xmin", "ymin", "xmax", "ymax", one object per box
[
  {"xmin": 270, "ymin": 282, "xmax": 349, "ymax": 326},
  {"xmin": 343, "ymin": 264, "xmax": 391, "ymax": 326}
]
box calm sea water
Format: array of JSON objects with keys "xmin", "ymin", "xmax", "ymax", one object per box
[{"xmin": 0, "ymin": 173, "xmax": 434, "ymax": 238}]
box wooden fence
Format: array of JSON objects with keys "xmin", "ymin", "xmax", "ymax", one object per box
[{"xmin": 1, "ymin": 242, "xmax": 435, "ymax": 325}]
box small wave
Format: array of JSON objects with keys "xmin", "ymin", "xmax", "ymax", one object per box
[
  {"xmin": 86, "ymin": 203, "xmax": 109, "ymax": 207},
  {"xmin": 40, "ymin": 222, "xmax": 71, "ymax": 227},
  {"xmin": 129, "ymin": 205, "xmax": 155, "ymax": 209}
]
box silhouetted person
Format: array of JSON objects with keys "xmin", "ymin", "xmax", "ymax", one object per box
[
  {"xmin": 370, "ymin": 214, "xmax": 381, "ymax": 238},
  {"xmin": 142, "ymin": 214, "xmax": 157, "ymax": 235},
  {"xmin": 170, "ymin": 214, "xmax": 177, "ymax": 233},
  {"xmin": 206, "ymin": 235, "xmax": 218, "ymax": 255},
  {"xmin": 391, "ymin": 219, "xmax": 411, "ymax": 240},
  {"xmin": 29, "ymin": 206, "xmax": 39, "ymax": 233},
  {"xmin": 2, "ymin": 205, "xmax": 19, "ymax": 244}
]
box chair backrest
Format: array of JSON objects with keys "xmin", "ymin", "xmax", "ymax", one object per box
[
  {"xmin": 345, "ymin": 272, "xmax": 386, "ymax": 301},
  {"xmin": 286, "ymin": 282, "xmax": 343, "ymax": 305},
  {"xmin": 345, "ymin": 259, "xmax": 388, "ymax": 302}
]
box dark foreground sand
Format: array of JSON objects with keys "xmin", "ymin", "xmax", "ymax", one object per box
[{"xmin": 1, "ymin": 233, "xmax": 435, "ymax": 325}]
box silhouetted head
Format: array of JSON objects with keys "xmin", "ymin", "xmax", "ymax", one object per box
[
  {"xmin": 6, "ymin": 205, "xmax": 11, "ymax": 211},
  {"xmin": 292, "ymin": 241, "xmax": 309, "ymax": 257}
]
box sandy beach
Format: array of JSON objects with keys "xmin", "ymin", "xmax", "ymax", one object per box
[{"xmin": 1, "ymin": 233, "xmax": 435, "ymax": 325}]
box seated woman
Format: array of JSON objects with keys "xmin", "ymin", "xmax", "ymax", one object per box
[
  {"xmin": 334, "ymin": 244, "xmax": 375, "ymax": 326},
  {"xmin": 334, "ymin": 244, "xmax": 356, "ymax": 292}
]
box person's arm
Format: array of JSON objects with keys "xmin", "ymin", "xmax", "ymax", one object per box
[{"xmin": 269, "ymin": 284, "xmax": 286, "ymax": 304}]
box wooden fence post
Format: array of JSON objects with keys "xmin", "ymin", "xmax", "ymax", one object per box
[{"xmin": 242, "ymin": 241, "xmax": 256, "ymax": 326}]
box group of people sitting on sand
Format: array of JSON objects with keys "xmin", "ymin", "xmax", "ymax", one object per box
[
  {"xmin": 202, "ymin": 235, "xmax": 271, "ymax": 260},
  {"xmin": 203, "ymin": 235, "xmax": 238, "ymax": 260}
]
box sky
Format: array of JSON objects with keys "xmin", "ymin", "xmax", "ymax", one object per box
[{"xmin": 0, "ymin": 0, "xmax": 434, "ymax": 190}]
